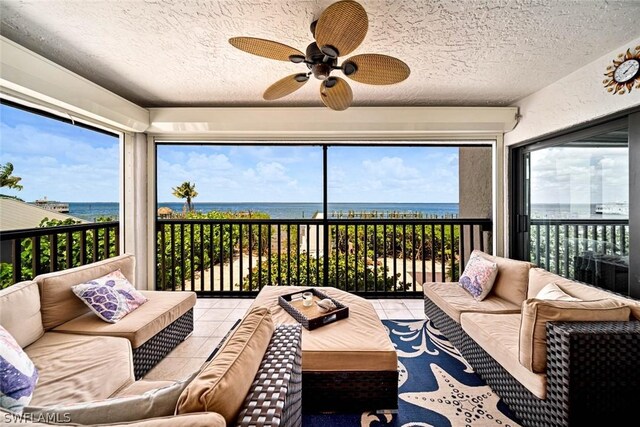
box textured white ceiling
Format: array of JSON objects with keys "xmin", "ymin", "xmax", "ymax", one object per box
[{"xmin": 1, "ymin": 0, "xmax": 639, "ymax": 108}]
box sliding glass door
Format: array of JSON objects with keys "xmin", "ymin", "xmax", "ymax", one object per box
[{"xmin": 512, "ymin": 116, "xmax": 638, "ymax": 297}]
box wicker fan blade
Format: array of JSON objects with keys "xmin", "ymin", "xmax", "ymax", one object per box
[
  {"xmin": 315, "ymin": 1, "xmax": 368, "ymax": 57},
  {"xmin": 344, "ymin": 54, "xmax": 410, "ymax": 85},
  {"xmin": 320, "ymin": 77, "xmax": 353, "ymax": 111},
  {"xmin": 229, "ymin": 37, "xmax": 303, "ymax": 61},
  {"xmin": 263, "ymin": 74, "xmax": 309, "ymax": 100}
]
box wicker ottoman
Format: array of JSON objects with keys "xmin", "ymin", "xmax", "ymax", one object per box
[{"xmin": 250, "ymin": 286, "xmax": 398, "ymax": 413}]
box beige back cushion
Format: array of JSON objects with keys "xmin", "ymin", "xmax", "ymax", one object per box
[
  {"xmin": 475, "ymin": 251, "xmax": 532, "ymax": 305},
  {"xmin": 519, "ymin": 298, "xmax": 630, "ymax": 373},
  {"xmin": 0, "ymin": 281, "xmax": 44, "ymax": 347},
  {"xmin": 34, "ymin": 254, "xmax": 135, "ymax": 330},
  {"xmin": 176, "ymin": 306, "xmax": 275, "ymax": 424},
  {"xmin": 528, "ymin": 268, "xmax": 640, "ymax": 319}
]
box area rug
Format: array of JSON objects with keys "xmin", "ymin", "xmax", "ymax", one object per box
[{"xmin": 302, "ymin": 319, "xmax": 521, "ymax": 427}]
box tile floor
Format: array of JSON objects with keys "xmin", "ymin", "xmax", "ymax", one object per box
[{"xmin": 143, "ymin": 297, "xmax": 425, "ymax": 382}]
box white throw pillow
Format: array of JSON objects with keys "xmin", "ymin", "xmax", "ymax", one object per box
[
  {"xmin": 71, "ymin": 269, "xmax": 147, "ymax": 323},
  {"xmin": 535, "ymin": 283, "xmax": 581, "ymax": 301},
  {"xmin": 0, "ymin": 325, "xmax": 39, "ymax": 414}
]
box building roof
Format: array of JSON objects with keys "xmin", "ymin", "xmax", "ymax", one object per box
[{"xmin": 0, "ymin": 198, "xmax": 86, "ymax": 231}]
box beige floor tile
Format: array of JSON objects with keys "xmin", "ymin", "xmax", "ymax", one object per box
[
  {"xmin": 402, "ymin": 299, "xmax": 425, "ymax": 309},
  {"xmin": 143, "ymin": 357, "xmax": 189, "ymax": 381},
  {"xmin": 193, "ymin": 308, "xmax": 208, "ymax": 320},
  {"xmin": 212, "ymin": 299, "xmax": 241, "ymax": 309},
  {"xmin": 376, "ymin": 309, "xmax": 389, "ymax": 319},
  {"xmin": 409, "ymin": 308, "xmax": 426, "ymax": 319},
  {"xmin": 192, "ymin": 321, "xmax": 222, "ymax": 337},
  {"xmin": 236, "ymin": 299, "xmax": 255, "ymax": 308},
  {"xmin": 200, "ymin": 335, "xmax": 224, "ymax": 356},
  {"xmin": 179, "ymin": 357, "xmax": 208, "ymax": 379},
  {"xmin": 212, "ymin": 321, "xmax": 238, "ymax": 337},
  {"xmin": 194, "ymin": 298, "xmax": 217, "ymax": 308},
  {"xmin": 368, "ymin": 300, "xmax": 383, "ymax": 309},
  {"xmin": 228, "ymin": 307, "xmax": 248, "ymax": 321},
  {"xmin": 384, "ymin": 309, "xmax": 415, "ymax": 319},
  {"xmin": 379, "ymin": 300, "xmax": 407, "ymax": 310},
  {"xmin": 199, "ymin": 308, "xmax": 233, "ymax": 321},
  {"xmin": 167, "ymin": 336, "xmax": 208, "ymax": 358}
]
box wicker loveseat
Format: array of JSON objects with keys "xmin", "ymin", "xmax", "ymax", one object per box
[
  {"xmin": 423, "ymin": 250, "xmax": 640, "ymax": 427},
  {"xmin": 0, "ymin": 255, "xmax": 303, "ymax": 426}
]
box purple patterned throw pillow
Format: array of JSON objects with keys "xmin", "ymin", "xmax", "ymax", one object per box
[
  {"xmin": 459, "ymin": 251, "xmax": 498, "ymax": 301},
  {"xmin": 71, "ymin": 269, "xmax": 147, "ymax": 323},
  {"xmin": 0, "ymin": 326, "xmax": 39, "ymax": 414}
]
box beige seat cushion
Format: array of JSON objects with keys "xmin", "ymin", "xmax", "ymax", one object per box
[
  {"xmin": 250, "ymin": 286, "xmax": 397, "ymax": 372},
  {"xmin": 424, "ymin": 282, "xmax": 521, "ymax": 323},
  {"xmin": 1, "ymin": 407, "xmax": 225, "ymax": 427},
  {"xmin": 475, "ymin": 251, "xmax": 532, "ymax": 305},
  {"xmin": 460, "ymin": 312, "xmax": 547, "ymax": 399},
  {"xmin": 53, "ymin": 291, "xmax": 196, "ymax": 348},
  {"xmin": 528, "ymin": 268, "xmax": 640, "ymax": 319},
  {"xmin": 26, "ymin": 372, "xmax": 198, "ymax": 425},
  {"xmin": 176, "ymin": 306, "xmax": 274, "ymax": 424},
  {"xmin": 519, "ymin": 298, "xmax": 631, "ymax": 373},
  {"xmin": 25, "ymin": 332, "xmax": 134, "ymax": 407},
  {"xmin": 112, "ymin": 380, "xmax": 176, "ymax": 397},
  {"xmin": 94, "ymin": 413, "xmax": 226, "ymax": 427},
  {"xmin": 0, "ymin": 280, "xmax": 44, "ymax": 347},
  {"xmin": 35, "ymin": 254, "xmax": 136, "ymax": 330}
]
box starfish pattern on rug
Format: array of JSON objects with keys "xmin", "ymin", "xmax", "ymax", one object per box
[{"xmin": 399, "ymin": 363, "xmax": 521, "ymax": 427}]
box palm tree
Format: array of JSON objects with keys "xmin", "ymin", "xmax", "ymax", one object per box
[
  {"xmin": 0, "ymin": 162, "xmax": 23, "ymax": 191},
  {"xmin": 172, "ymin": 181, "xmax": 198, "ymax": 212}
]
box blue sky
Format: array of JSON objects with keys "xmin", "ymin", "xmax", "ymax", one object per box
[
  {"xmin": 0, "ymin": 104, "xmax": 119, "ymax": 202},
  {"xmin": 1, "ymin": 103, "xmax": 460, "ymax": 203},
  {"xmin": 157, "ymin": 145, "xmax": 459, "ymax": 203}
]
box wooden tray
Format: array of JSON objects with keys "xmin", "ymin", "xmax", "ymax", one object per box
[{"xmin": 278, "ymin": 288, "xmax": 349, "ymax": 330}]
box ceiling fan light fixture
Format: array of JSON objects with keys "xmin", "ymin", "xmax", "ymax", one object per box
[
  {"xmin": 342, "ymin": 60, "xmax": 357, "ymax": 76},
  {"xmin": 320, "ymin": 45, "xmax": 339, "ymax": 58},
  {"xmin": 289, "ymin": 54, "xmax": 306, "ymax": 63},
  {"xmin": 324, "ymin": 77, "xmax": 338, "ymax": 88}
]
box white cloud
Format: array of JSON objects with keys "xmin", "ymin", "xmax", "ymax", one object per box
[
  {"xmin": 0, "ymin": 122, "xmax": 119, "ymax": 202},
  {"xmin": 530, "ymin": 147, "xmax": 628, "ymax": 204}
]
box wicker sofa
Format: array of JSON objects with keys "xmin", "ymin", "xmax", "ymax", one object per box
[
  {"xmin": 423, "ymin": 250, "xmax": 640, "ymax": 427},
  {"xmin": 0, "ymin": 255, "xmax": 303, "ymax": 426}
]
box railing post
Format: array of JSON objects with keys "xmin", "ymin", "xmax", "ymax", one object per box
[
  {"xmin": 12, "ymin": 238, "xmax": 21, "ymax": 283},
  {"xmin": 322, "ymin": 145, "xmax": 329, "ymax": 287}
]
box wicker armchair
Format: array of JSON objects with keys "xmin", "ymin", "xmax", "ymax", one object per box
[{"xmin": 425, "ymin": 298, "xmax": 640, "ymax": 427}]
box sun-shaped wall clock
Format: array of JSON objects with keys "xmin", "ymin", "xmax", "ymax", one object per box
[{"xmin": 603, "ymin": 46, "xmax": 640, "ymax": 95}]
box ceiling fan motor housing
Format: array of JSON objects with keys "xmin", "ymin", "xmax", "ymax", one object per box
[{"xmin": 306, "ymin": 42, "xmax": 338, "ymax": 80}]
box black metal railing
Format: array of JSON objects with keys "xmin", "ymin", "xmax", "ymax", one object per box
[
  {"xmin": 529, "ymin": 219, "xmax": 629, "ymax": 291},
  {"xmin": 0, "ymin": 222, "xmax": 119, "ymax": 288},
  {"xmin": 156, "ymin": 218, "xmax": 492, "ymax": 297}
]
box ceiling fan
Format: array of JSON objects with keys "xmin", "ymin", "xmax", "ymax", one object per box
[{"xmin": 228, "ymin": 0, "xmax": 410, "ymax": 111}]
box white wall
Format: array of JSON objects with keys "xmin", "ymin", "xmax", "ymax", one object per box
[{"xmin": 505, "ymin": 37, "xmax": 640, "ymax": 146}]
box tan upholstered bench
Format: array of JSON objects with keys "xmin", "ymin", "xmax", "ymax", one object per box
[{"xmin": 250, "ymin": 286, "xmax": 398, "ymax": 412}]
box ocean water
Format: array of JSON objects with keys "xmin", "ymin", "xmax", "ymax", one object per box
[
  {"xmin": 530, "ymin": 203, "xmax": 629, "ymax": 220},
  {"xmin": 69, "ymin": 202, "xmax": 460, "ymax": 221},
  {"xmin": 68, "ymin": 202, "xmax": 628, "ymax": 222}
]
